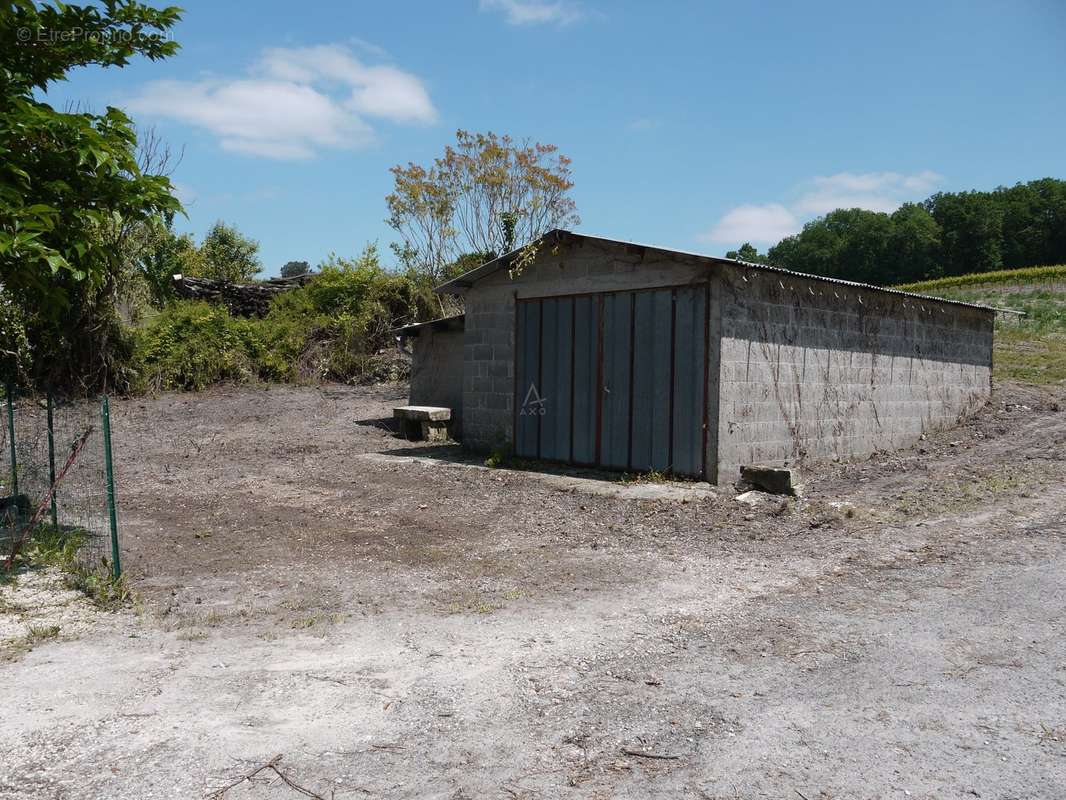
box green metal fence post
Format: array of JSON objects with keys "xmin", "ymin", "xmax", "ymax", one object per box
[
  {"xmin": 101, "ymin": 395, "xmax": 121, "ymax": 579},
  {"xmin": 5, "ymin": 383, "xmax": 16, "ymax": 502},
  {"xmin": 47, "ymin": 393, "xmax": 58, "ymax": 529}
]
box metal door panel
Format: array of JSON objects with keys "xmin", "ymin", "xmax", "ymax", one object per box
[
  {"xmin": 514, "ymin": 284, "xmax": 707, "ymax": 477},
  {"xmin": 571, "ymin": 296, "xmax": 598, "ymax": 464},
  {"xmin": 539, "ymin": 297, "xmax": 573, "ymax": 461},
  {"xmin": 671, "ymin": 286, "xmax": 707, "ymax": 475},
  {"xmin": 600, "ymin": 292, "xmax": 632, "ymax": 469},
  {"xmin": 630, "ymin": 289, "xmax": 673, "ymax": 471},
  {"xmin": 515, "ymin": 300, "xmax": 540, "ymax": 458}
]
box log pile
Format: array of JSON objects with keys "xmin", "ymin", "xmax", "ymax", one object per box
[{"xmin": 171, "ymin": 274, "xmax": 312, "ymax": 317}]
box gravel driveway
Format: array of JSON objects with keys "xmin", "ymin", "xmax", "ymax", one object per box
[{"xmin": 1, "ymin": 381, "xmax": 1064, "ymax": 799}]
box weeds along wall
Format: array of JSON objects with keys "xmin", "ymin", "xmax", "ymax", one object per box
[{"xmin": 1, "ymin": 387, "xmax": 121, "ymax": 578}]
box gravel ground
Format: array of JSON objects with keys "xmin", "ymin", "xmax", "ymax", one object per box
[{"xmin": 0, "ymin": 381, "xmax": 1064, "ymax": 799}]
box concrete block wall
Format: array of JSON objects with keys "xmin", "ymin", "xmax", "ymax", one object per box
[
  {"xmin": 461, "ymin": 294, "xmax": 516, "ymax": 451},
  {"xmin": 714, "ymin": 264, "xmax": 994, "ymax": 483},
  {"xmin": 409, "ymin": 327, "xmax": 465, "ymax": 433}
]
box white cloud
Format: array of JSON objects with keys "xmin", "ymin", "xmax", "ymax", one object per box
[
  {"xmin": 480, "ymin": 0, "xmax": 584, "ymax": 26},
  {"xmin": 793, "ymin": 170, "xmax": 943, "ymax": 216},
  {"xmin": 699, "ymin": 203, "xmax": 800, "ymax": 245},
  {"xmin": 127, "ymin": 44, "xmax": 436, "ymax": 160},
  {"xmin": 700, "ymin": 170, "xmax": 943, "ymax": 247}
]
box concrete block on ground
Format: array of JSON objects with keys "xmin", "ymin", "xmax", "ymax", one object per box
[
  {"xmin": 394, "ymin": 405, "xmax": 452, "ymax": 441},
  {"xmin": 394, "ymin": 406, "xmax": 451, "ymax": 422},
  {"xmin": 421, "ymin": 420, "xmax": 449, "ymax": 442},
  {"xmin": 740, "ymin": 464, "xmax": 802, "ymax": 496}
]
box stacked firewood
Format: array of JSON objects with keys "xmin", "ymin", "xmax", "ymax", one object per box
[{"xmin": 171, "ymin": 274, "xmax": 312, "ymax": 317}]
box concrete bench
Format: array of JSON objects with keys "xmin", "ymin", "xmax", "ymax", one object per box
[{"xmin": 393, "ymin": 406, "xmax": 451, "ymax": 442}]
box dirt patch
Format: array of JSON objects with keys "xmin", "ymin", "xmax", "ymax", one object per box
[{"xmin": 0, "ymin": 380, "xmax": 1064, "ymax": 798}]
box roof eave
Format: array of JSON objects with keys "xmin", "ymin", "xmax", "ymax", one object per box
[
  {"xmin": 432, "ymin": 229, "xmax": 1011, "ymax": 315},
  {"xmin": 393, "ymin": 313, "xmax": 466, "ymax": 337}
]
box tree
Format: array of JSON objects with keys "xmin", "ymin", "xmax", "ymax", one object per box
[
  {"xmin": 0, "ymin": 0, "xmax": 183, "ymax": 389},
  {"xmin": 196, "ymin": 221, "xmax": 261, "ymax": 282},
  {"xmin": 725, "ymin": 242, "xmax": 767, "ymax": 263},
  {"xmin": 754, "ymin": 178, "xmax": 1066, "ymax": 286},
  {"xmin": 133, "ymin": 213, "xmax": 199, "ymax": 308},
  {"xmin": 768, "ymin": 208, "xmax": 894, "ymax": 283},
  {"xmin": 281, "ymin": 260, "xmax": 311, "ymax": 278},
  {"xmin": 997, "ymin": 178, "xmax": 1066, "ymax": 268},
  {"xmin": 887, "ymin": 203, "xmax": 940, "ymax": 284},
  {"xmin": 386, "ymin": 130, "xmax": 580, "ymax": 279},
  {"xmin": 924, "ymin": 191, "xmax": 1004, "ymax": 275}
]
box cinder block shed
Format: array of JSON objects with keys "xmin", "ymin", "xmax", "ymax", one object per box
[{"xmin": 419, "ymin": 230, "xmax": 998, "ymax": 484}]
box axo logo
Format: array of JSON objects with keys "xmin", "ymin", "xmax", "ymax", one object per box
[{"xmin": 520, "ymin": 383, "xmax": 547, "ymax": 416}]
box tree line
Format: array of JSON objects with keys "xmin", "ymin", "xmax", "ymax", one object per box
[
  {"xmin": 3, "ymin": 2, "xmax": 1060, "ymax": 394},
  {"xmin": 727, "ymin": 178, "xmax": 1066, "ymax": 286}
]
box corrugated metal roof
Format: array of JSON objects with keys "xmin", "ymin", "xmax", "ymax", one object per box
[
  {"xmin": 393, "ymin": 313, "xmax": 465, "ymax": 337},
  {"xmin": 434, "ymin": 229, "xmax": 1021, "ymax": 315}
]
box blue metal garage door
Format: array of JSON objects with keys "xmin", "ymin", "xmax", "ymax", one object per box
[{"xmin": 515, "ymin": 284, "xmax": 708, "ymax": 477}]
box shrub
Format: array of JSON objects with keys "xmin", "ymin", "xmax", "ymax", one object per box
[
  {"xmin": 134, "ymin": 301, "xmax": 262, "ymax": 391},
  {"xmin": 133, "ymin": 245, "xmax": 441, "ymax": 391},
  {"xmin": 0, "ymin": 285, "xmax": 31, "ymax": 386},
  {"xmin": 254, "ymin": 246, "xmax": 437, "ymax": 384}
]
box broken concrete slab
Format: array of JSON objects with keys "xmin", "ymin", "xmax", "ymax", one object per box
[
  {"xmin": 740, "ymin": 465, "xmax": 802, "ymax": 496},
  {"xmin": 734, "ymin": 490, "xmax": 771, "ymax": 506}
]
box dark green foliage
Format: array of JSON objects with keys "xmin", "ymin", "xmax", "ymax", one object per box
[
  {"xmin": 725, "ymin": 243, "xmax": 768, "ymax": 264},
  {"xmin": 0, "ymin": 0, "xmax": 183, "ymax": 391},
  {"xmin": 135, "ymin": 245, "xmax": 440, "ymax": 390},
  {"xmin": 280, "ymin": 260, "xmax": 311, "ymax": 278},
  {"xmin": 18, "ymin": 525, "xmax": 131, "ymax": 609},
  {"xmin": 1, "ymin": 0, "xmax": 180, "ymax": 91},
  {"xmin": 924, "ymin": 191, "xmax": 1004, "ymax": 276},
  {"xmin": 995, "ymin": 178, "xmax": 1066, "ymax": 269},
  {"xmin": 194, "ymin": 220, "xmax": 261, "ymax": 282},
  {"xmin": 768, "ymin": 206, "xmax": 938, "ymax": 284},
  {"xmin": 134, "ymin": 302, "xmax": 262, "ymax": 391},
  {"xmin": 0, "ymin": 284, "xmax": 31, "ymax": 385},
  {"xmin": 887, "ymin": 203, "xmax": 942, "ymax": 284},
  {"xmin": 764, "ymin": 179, "xmax": 1066, "ymax": 285},
  {"xmin": 133, "ymin": 212, "xmax": 196, "ymax": 308}
]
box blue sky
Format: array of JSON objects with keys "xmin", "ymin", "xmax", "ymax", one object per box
[{"xmin": 46, "ymin": 0, "xmax": 1066, "ymax": 276}]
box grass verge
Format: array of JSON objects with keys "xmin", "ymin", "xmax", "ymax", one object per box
[{"xmin": 10, "ymin": 525, "xmax": 132, "ymax": 609}]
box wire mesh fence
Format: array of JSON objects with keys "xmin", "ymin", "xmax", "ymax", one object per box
[{"xmin": 1, "ymin": 385, "xmax": 121, "ymax": 578}]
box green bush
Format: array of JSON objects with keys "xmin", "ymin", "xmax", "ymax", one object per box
[
  {"xmin": 0, "ymin": 285, "xmax": 31, "ymax": 386},
  {"xmin": 134, "ymin": 301, "xmax": 262, "ymax": 391},
  {"xmin": 134, "ymin": 246, "xmax": 441, "ymax": 391}
]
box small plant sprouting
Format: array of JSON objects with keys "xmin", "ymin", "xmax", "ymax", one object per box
[
  {"xmin": 485, "ymin": 445, "xmax": 511, "ymax": 468},
  {"xmin": 17, "ymin": 525, "xmax": 132, "ymax": 610}
]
